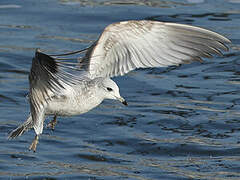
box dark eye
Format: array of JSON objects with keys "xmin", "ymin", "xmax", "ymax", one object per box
[{"xmin": 107, "ymin": 87, "xmax": 113, "ymax": 92}]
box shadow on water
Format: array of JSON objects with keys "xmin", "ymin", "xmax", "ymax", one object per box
[{"xmin": 0, "ymin": 0, "xmax": 240, "ymax": 179}]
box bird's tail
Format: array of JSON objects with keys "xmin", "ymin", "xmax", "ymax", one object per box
[{"xmin": 8, "ymin": 115, "xmax": 33, "ymax": 139}]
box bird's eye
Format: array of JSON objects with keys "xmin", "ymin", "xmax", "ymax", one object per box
[{"xmin": 107, "ymin": 87, "xmax": 113, "ymax": 92}]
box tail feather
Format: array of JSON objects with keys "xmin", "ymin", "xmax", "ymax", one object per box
[{"xmin": 8, "ymin": 116, "xmax": 33, "ymax": 139}]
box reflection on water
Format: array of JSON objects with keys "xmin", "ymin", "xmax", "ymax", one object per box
[
  {"xmin": 38, "ymin": 35, "xmax": 95, "ymax": 43},
  {"xmin": 59, "ymin": 0, "xmax": 189, "ymax": 8},
  {"xmin": 0, "ymin": 0, "xmax": 240, "ymax": 179},
  {"xmin": 4, "ymin": 153, "xmax": 240, "ymax": 179},
  {"xmin": 0, "ymin": 4, "xmax": 22, "ymax": 9}
]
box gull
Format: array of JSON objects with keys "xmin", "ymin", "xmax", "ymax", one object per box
[{"xmin": 8, "ymin": 20, "xmax": 231, "ymax": 152}]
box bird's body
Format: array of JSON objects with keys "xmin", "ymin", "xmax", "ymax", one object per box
[
  {"xmin": 8, "ymin": 20, "xmax": 231, "ymax": 151},
  {"xmin": 46, "ymin": 78, "xmax": 102, "ymax": 116}
]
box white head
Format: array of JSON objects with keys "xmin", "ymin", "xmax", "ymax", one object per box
[{"xmin": 99, "ymin": 78, "xmax": 127, "ymax": 106}]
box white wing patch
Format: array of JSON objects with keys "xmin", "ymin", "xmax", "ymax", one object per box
[{"xmin": 81, "ymin": 20, "xmax": 230, "ymax": 78}]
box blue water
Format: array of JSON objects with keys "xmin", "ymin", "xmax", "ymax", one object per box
[{"xmin": 1, "ymin": 0, "xmax": 240, "ymax": 179}]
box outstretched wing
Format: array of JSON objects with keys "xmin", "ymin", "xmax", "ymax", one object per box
[
  {"xmin": 81, "ymin": 20, "xmax": 231, "ymax": 78},
  {"xmin": 29, "ymin": 49, "xmax": 80, "ymax": 134}
]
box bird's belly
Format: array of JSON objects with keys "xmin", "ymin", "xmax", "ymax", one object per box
[{"xmin": 46, "ymin": 96, "xmax": 103, "ymax": 116}]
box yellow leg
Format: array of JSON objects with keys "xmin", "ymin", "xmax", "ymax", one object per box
[
  {"xmin": 47, "ymin": 115, "xmax": 57, "ymax": 130},
  {"xmin": 29, "ymin": 135, "xmax": 39, "ymax": 152}
]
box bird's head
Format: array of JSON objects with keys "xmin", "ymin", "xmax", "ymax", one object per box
[{"xmin": 100, "ymin": 78, "xmax": 127, "ymax": 106}]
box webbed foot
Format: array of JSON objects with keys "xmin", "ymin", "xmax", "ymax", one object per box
[
  {"xmin": 47, "ymin": 115, "xmax": 57, "ymax": 130},
  {"xmin": 29, "ymin": 135, "xmax": 39, "ymax": 152}
]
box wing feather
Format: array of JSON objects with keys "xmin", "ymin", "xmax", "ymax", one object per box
[
  {"xmin": 29, "ymin": 50, "xmax": 80, "ymax": 134},
  {"xmin": 81, "ymin": 20, "xmax": 230, "ymax": 78}
]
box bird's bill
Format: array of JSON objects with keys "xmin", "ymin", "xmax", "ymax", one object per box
[
  {"xmin": 118, "ymin": 97, "xmax": 128, "ymax": 106},
  {"xmin": 122, "ymin": 100, "xmax": 128, "ymax": 106}
]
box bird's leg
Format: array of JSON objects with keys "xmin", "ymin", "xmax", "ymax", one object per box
[
  {"xmin": 47, "ymin": 115, "xmax": 57, "ymax": 130},
  {"xmin": 29, "ymin": 135, "xmax": 39, "ymax": 152}
]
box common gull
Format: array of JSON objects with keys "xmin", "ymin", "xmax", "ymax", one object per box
[{"xmin": 8, "ymin": 20, "xmax": 231, "ymax": 152}]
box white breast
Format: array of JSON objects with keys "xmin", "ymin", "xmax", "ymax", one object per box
[{"xmin": 46, "ymin": 83, "xmax": 103, "ymax": 116}]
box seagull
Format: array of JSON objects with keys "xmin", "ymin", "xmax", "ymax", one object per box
[{"xmin": 8, "ymin": 20, "xmax": 231, "ymax": 152}]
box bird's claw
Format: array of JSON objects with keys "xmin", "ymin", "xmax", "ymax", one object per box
[
  {"xmin": 47, "ymin": 115, "xmax": 57, "ymax": 130},
  {"xmin": 29, "ymin": 135, "xmax": 39, "ymax": 152}
]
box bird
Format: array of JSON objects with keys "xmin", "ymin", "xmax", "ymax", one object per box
[{"xmin": 8, "ymin": 20, "xmax": 231, "ymax": 152}]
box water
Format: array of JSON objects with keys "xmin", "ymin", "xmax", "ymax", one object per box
[{"xmin": 0, "ymin": 0, "xmax": 240, "ymax": 179}]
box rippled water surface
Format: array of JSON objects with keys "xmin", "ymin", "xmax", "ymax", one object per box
[{"xmin": 1, "ymin": 0, "xmax": 240, "ymax": 179}]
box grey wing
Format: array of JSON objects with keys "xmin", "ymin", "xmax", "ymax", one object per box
[
  {"xmin": 29, "ymin": 49, "xmax": 79, "ymax": 134},
  {"xmin": 80, "ymin": 20, "xmax": 231, "ymax": 78}
]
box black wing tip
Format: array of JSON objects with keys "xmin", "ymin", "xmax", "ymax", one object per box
[
  {"xmin": 8, "ymin": 126, "xmax": 24, "ymax": 139},
  {"xmin": 34, "ymin": 49, "xmax": 58, "ymax": 73}
]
